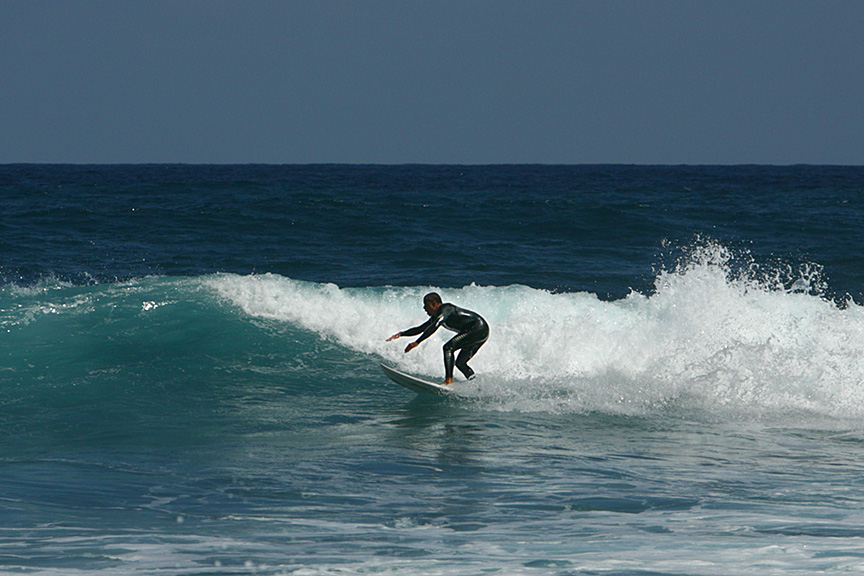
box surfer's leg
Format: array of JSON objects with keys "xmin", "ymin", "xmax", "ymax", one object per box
[
  {"xmin": 447, "ymin": 326, "xmax": 488, "ymax": 380},
  {"xmin": 455, "ymin": 338, "xmax": 487, "ymax": 379},
  {"xmin": 443, "ymin": 332, "xmax": 472, "ymax": 381},
  {"xmin": 455, "ymin": 346, "xmax": 478, "ymax": 380},
  {"xmin": 442, "ymin": 343, "xmax": 456, "ymax": 381}
]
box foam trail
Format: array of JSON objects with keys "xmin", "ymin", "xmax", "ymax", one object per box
[{"xmin": 206, "ymin": 246, "xmax": 864, "ymax": 422}]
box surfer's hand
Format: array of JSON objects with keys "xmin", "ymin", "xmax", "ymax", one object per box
[
  {"xmin": 404, "ymin": 341, "xmax": 419, "ymax": 353},
  {"xmin": 387, "ymin": 332, "xmax": 401, "ymax": 341}
]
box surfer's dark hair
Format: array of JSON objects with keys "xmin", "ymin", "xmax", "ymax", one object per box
[{"xmin": 423, "ymin": 292, "xmax": 442, "ymax": 305}]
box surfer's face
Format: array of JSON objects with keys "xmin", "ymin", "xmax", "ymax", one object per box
[{"xmin": 423, "ymin": 300, "xmax": 440, "ymax": 316}]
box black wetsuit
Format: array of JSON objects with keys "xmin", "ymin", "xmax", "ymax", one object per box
[{"xmin": 401, "ymin": 303, "xmax": 489, "ymax": 380}]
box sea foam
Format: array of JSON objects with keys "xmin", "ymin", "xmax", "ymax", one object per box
[{"xmin": 207, "ymin": 243, "xmax": 864, "ymax": 422}]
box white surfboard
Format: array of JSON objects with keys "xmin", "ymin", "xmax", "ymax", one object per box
[{"xmin": 380, "ymin": 363, "xmax": 454, "ymax": 396}]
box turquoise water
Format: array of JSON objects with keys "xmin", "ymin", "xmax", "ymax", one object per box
[{"xmin": 3, "ymin": 165, "xmax": 864, "ymax": 574}]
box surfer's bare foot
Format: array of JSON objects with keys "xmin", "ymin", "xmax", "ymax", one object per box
[{"xmin": 442, "ymin": 378, "xmax": 453, "ymax": 386}]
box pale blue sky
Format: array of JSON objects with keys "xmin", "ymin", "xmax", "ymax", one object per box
[{"xmin": 1, "ymin": 1, "xmax": 862, "ymax": 164}]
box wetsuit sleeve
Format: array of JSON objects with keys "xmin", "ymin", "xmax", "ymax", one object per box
[
  {"xmin": 414, "ymin": 315, "xmax": 445, "ymax": 343},
  {"xmin": 401, "ymin": 307, "xmax": 451, "ymax": 343},
  {"xmin": 400, "ymin": 317, "xmax": 435, "ymax": 339}
]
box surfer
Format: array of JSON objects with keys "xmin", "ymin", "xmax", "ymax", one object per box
[{"xmin": 387, "ymin": 292, "xmax": 489, "ymax": 385}]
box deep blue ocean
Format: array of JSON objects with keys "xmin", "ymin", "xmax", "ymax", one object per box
[{"xmin": 3, "ymin": 164, "xmax": 864, "ymax": 575}]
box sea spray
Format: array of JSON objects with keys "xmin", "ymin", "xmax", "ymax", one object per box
[{"xmin": 208, "ymin": 242, "xmax": 864, "ymax": 422}]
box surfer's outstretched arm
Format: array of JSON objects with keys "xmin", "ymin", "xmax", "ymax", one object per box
[
  {"xmin": 386, "ymin": 332, "xmax": 419, "ymax": 352},
  {"xmin": 386, "ymin": 292, "xmax": 448, "ymax": 355},
  {"xmin": 389, "ymin": 314, "xmax": 439, "ymax": 348}
]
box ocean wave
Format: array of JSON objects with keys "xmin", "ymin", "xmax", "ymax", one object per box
[
  {"xmin": 208, "ymin": 241, "xmax": 864, "ymax": 422},
  {"xmin": 4, "ymin": 241, "xmax": 864, "ymax": 424}
]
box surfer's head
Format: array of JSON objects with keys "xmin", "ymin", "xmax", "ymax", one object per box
[{"xmin": 423, "ymin": 292, "xmax": 442, "ymax": 316}]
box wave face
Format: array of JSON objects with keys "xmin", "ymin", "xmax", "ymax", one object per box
[
  {"xmin": 4, "ymin": 242, "xmax": 862, "ymax": 432},
  {"xmin": 203, "ymin": 242, "xmax": 864, "ymax": 423}
]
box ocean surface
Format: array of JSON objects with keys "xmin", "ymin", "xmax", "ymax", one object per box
[{"xmin": 3, "ymin": 164, "xmax": 864, "ymax": 575}]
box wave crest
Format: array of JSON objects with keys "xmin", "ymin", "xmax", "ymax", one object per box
[{"xmin": 208, "ymin": 243, "xmax": 864, "ymax": 422}]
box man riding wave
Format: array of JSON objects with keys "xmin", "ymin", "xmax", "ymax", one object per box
[{"xmin": 387, "ymin": 292, "xmax": 489, "ymax": 385}]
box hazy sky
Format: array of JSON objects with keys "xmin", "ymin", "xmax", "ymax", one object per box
[{"xmin": 2, "ymin": 1, "xmax": 862, "ymax": 164}]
